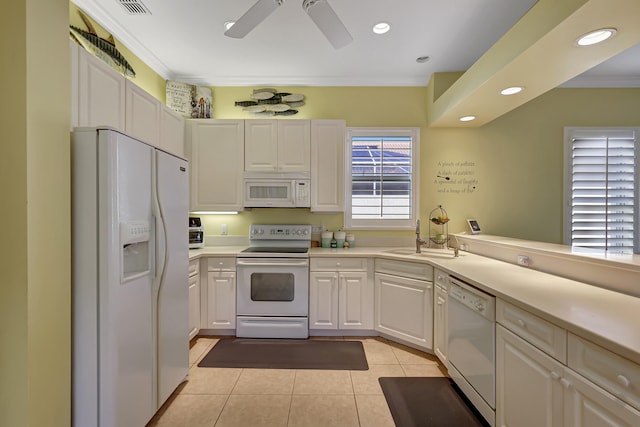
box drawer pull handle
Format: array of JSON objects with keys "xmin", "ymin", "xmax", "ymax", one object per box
[
  {"xmin": 559, "ymin": 378, "xmax": 571, "ymax": 389},
  {"xmin": 517, "ymin": 319, "xmax": 526, "ymax": 328},
  {"xmin": 617, "ymin": 375, "xmax": 631, "ymax": 388}
]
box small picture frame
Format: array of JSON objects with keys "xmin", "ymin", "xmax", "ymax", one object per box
[{"xmin": 467, "ymin": 219, "xmax": 481, "ymax": 234}]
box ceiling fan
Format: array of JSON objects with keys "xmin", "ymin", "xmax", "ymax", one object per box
[{"xmin": 224, "ymin": 0, "xmax": 353, "ymax": 49}]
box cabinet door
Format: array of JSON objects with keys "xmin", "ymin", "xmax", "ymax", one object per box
[
  {"xmin": 244, "ymin": 120, "xmax": 278, "ymax": 172},
  {"xmin": 496, "ymin": 325, "xmax": 565, "ymax": 427},
  {"xmin": 339, "ymin": 271, "xmax": 373, "ymax": 330},
  {"xmin": 186, "ymin": 120, "xmax": 245, "ymax": 211},
  {"xmin": 78, "ymin": 47, "xmax": 125, "ymax": 130},
  {"xmin": 188, "ymin": 273, "xmax": 200, "ymax": 340},
  {"xmin": 277, "ymin": 120, "xmax": 310, "ymax": 172},
  {"xmin": 433, "ymin": 284, "xmax": 447, "ymax": 364},
  {"xmin": 125, "ymin": 80, "xmax": 161, "ymax": 145},
  {"xmin": 309, "ymin": 272, "xmax": 338, "ymax": 330},
  {"xmin": 374, "ymin": 273, "xmax": 432, "ymax": 349},
  {"xmin": 564, "ymin": 368, "xmax": 640, "ymax": 427},
  {"xmin": 311, "ymin": 120, "xmax": 345, "ymax": 212},
  {"xmin": 159, "ymin": 105, "xmax": 185, "ymax": 156},
  {"xmin": 206, "ymin": 271, "xmax": 236, "ymax": 329}
]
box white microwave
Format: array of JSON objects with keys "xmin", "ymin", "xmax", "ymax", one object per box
[{"xmin": 243, "ymin": 172, "xmax": 311, "ymax": 208}]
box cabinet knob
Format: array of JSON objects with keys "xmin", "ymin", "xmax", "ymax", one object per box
[
  {"xmin": 336, "ymin": 262, "xmax": 341, "ymax": 267},
  {"xmin": 517, "ymin": 319, "xmax": 526, "ymax": 328},
  {"xmin": 617, "ymin": 374, "xmax": 631, "ymax": 388}
]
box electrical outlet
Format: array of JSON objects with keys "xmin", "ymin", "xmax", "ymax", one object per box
[
  {"xmin": 517, "ymin": 255, "xmax": 530, "ymax": 267},
  {"xmin": 311, "ymin": 224, "xmax": 324, "ymax": 234},
  {"xmin": 221, "ymin": 224, "xmax": 228, "ymax": 235}
]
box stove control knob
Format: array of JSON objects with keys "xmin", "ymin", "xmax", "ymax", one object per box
[
  {"xmin": 475, "ymin": 302, "xmax": 485, "ymax": 312},
  {"xmin": 302, "ymin": 229, "xmax": 309, "ymax": 235}
]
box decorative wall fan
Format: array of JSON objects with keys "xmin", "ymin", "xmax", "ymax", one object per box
[{"xmin": 225, "ymin": 0, "xmax": 353, "ymax": 49}]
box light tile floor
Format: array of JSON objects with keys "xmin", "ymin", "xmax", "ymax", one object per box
[{"xmin": 147, "ymin": 336, "xmax": 447, "ymax": 427}]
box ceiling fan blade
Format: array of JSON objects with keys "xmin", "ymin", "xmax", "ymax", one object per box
[
  {"xmin": 225, "ymin": 0, "xmax": 284, "ymax": 39},
  {"xmin": 303, "ymin": 0, "xmax": 353, "ymax": 49}
]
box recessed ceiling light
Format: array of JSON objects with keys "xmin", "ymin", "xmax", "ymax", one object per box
[
  {"xmin": 576, "ymin": 28, "xmax": 617, "ymax": 46},
  {"xmin": 416, "ymin": 56, "xmax": 430, "ymax": 63},
  {"xmin": 373, "ymin": 22, "xmax": 391, "ymax": 35},
  {"xmin": 459, "ymin": 115, "xmax": 476, "ymax": 122},
  {"xmin": 500, "ymin": 86, "xmax": 524, "ymax": 95},
  {"xmin": 224, "ymin": 21, "xmax": 235, "ymax": 31}
]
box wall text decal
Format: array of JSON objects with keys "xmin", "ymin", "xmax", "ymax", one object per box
[{"xmin": 435, "ymin": 160, "xmax": 479, "ymax": 194}]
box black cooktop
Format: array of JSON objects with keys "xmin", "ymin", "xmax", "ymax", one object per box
[{"xmin": 241, "ymin": 247, "xmax": 309, "ymax": 254}]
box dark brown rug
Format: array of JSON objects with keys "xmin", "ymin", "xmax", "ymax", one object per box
[
  {"xmin": 198, "ymin": 338, "xmax": 369, "ymax": 370},
  {"xmin": 379, "ymin": 377, "xmax": 490, "ymax": 427}
]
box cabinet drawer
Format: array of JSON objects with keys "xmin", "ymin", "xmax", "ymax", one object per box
[
  {"xmin": 497, "ymin": 299, "xmax": 567, "ymax": 363},
  {"xmin": 310, "ymin": 257, "xmax": 367, "ymax": 271},
  {"xmin": 375, "ymin": 258, "xmax": 433, "ymax": 281},
  {"xmin": 434, "ymin": 268, "xmax": 448, "ymax": 288},
  {"xmin": 568, "ymin": 333, "xmax": 640, "ymax": 410},
  {"xmin": 188, "ymin": 259, "xmax": 200, "ymax": 277},
  {"xmin": 207, "ymin": 257, "xmax": 236, "ymax": 271}
]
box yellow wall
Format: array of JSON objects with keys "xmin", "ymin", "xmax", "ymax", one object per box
[
  {"xmin": 1, "ymin": 0, "xmax": 71, "ymax": 426},
  {"xmin": 198, "ymin": 85, "xmax": 640, "ymax": 244},
  {"xmin": 424, "ymin": 87, "xmax": 640, "ymax": 243},
  {"xmin": 198, "ymin": 86, "xmax": 429, "ymax": 238}
]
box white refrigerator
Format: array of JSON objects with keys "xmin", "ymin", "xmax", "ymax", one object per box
[{"xmin": 72, "ymin": 128, "xmax": 189, "ymax": 426}]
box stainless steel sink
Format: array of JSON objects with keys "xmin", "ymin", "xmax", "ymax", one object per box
[{"xmin": 382, "ymin": 248, "xmax": 463, "ymax": 259}]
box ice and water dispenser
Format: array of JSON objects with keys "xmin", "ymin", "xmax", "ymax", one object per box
[{"xmin": 120, "ymin": 220, "xmax": 151, "ymax": 282}]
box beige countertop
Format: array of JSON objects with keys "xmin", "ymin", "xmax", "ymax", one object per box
[{"xmin": 190, "ymin": 245, "xmax": 640, "ymax": 365}]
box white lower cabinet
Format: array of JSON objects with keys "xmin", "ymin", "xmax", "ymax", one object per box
[
  {"xmin": 204, "ymin": 257, "xmax": 236, "ymax": 330},
  {"xmin": 309, "ymin": 258, "xmax": 373, "ymax": 331},
  {"xmin": 374, "ymin": 259, "xmax": 433, "ymax": 350},
  {"xmin": 188, "ymin": 260, "xmax": 200, "ymax": 340},
  {"xmin": 497, "ymin": 325, "xmax": 565, "ymax": 427},
  {"xmin": 564, "ymin": 368, "xmax": 640, "ymax": 426},
  {"xmin": 433, "ymin": 269, "xmax": 448, "ymax": 364},
  {"xmin": 497, "ymin": 302, "xmax": 640, "ymax": 427}
]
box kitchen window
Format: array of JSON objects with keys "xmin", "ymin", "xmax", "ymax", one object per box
[
  {"xmin": 564, "ymin": 128, "xmax": 639, "ymax": 254},
  {"xmin": 345, "ymin": 128, "xmax": 419, "ymax": 229}
]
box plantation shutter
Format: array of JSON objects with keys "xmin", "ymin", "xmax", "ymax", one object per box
[{"xmin": 569, "ymin": 130, "xmax": 637, "ymax": 254}]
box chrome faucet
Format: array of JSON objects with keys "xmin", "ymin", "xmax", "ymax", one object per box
[{"xmin": 415, "ymin": 219, "xmax": 427, "ymax": 253}]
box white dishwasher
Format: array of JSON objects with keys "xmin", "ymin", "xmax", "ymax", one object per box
[{"xmin": 447, "ymin": 276, "xmax": 496, "ymax": 427}]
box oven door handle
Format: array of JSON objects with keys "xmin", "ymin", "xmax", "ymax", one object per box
[{"xmin": 236, "ymin": 259, "xmax": 309, "ymax": 267}]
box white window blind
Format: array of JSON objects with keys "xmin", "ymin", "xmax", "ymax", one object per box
[
  {"xmin": 345, "ymin": 128, "xmax": 419, "ymax": 229},
  {"xmin": 567, "ymin": 129, "xmax": 638, "ymax": 254}
]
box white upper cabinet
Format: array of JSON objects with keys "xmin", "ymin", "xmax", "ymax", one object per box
[
  {"xmin": 125, "ymin": 80, "xmax": 161, "ymax": 145},
  {"xmin": 310, "ymin": 119, "xmax": 345, "ymax": 212},
  {"xmin": 72, "ymin": 43, "xmax": 184, "ymax": 155},
  {"xmin": 159, "ymin": 105, "xmax": 185, "ymax": 157},
  {"xmin": 185, "ymin": 119, "xmax": 245, "ymax": 212},
  {"xmin": 244, "ymin": 120, "xmax": 310, "ymax": 172},
  {"xmin": 76, "ymin": 44, "xmax": 126, "ymax": 130}
]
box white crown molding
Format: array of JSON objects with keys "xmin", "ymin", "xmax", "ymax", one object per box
[
  {"xmin": 73, "ymin": 0, "xmax": 174, "ymax": 80},
  {"xmin": 173, "ymin": 74, "xmax": 430, "ymax": 87}
]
